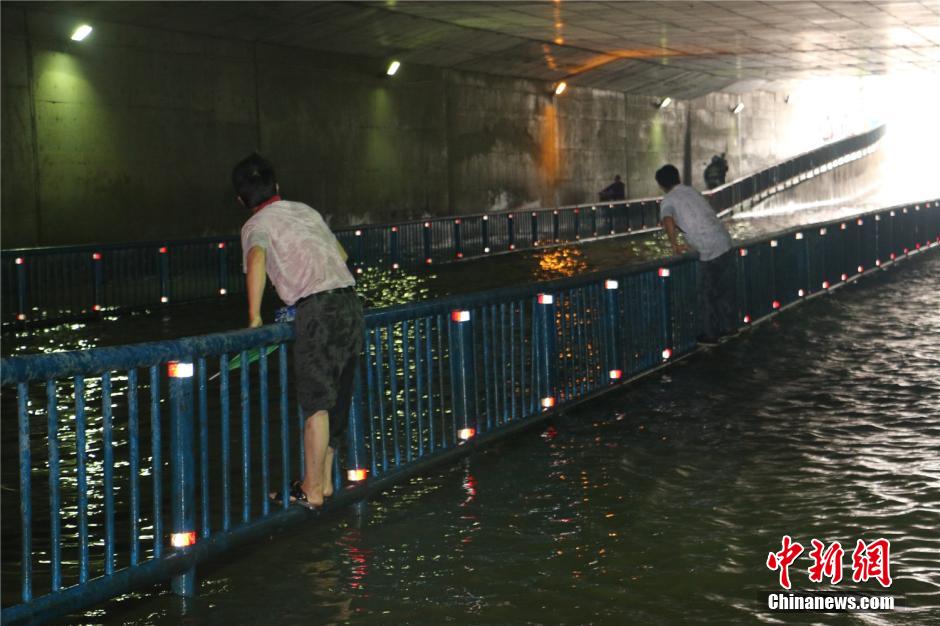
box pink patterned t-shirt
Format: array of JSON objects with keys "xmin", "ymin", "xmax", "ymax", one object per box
[{"xmin": 240, "ymin": 199, "xmax": 354, "ymax": 306}]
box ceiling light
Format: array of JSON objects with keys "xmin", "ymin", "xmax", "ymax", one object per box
[
  {"xmin": 659, "ymin": 97, "xmax": 672, "ymax": 109},
  {"xmin": 71, "ymin": 24, "xmax": 93, "ymax": 41},
  {"xmin": 386, "ymin": 60, "xmax": 400, "ymax": 76},
  {"xmin": 554, "ymin": 81, "xmax": 567, "ymax": 96},
  {"xmin": 732, "ymin": 102, "xmax": 744, "ymax": 114}
]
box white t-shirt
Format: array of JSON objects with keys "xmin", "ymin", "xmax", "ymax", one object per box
[
  {"xmin": 659, "ymin": 185, "xmax": 732, "ymax": 261},
  {"xmin": 240, "ymin": 199, "xmax": 355, "ymax": 305}
]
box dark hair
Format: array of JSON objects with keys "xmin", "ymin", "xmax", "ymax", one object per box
[
  {"xmin": 655, "ymin": 164, "xmax": 681, "ymax": 189},
  {"xmin": 232, "ymin": 153, "xmax": 277, "ymax": 209}
]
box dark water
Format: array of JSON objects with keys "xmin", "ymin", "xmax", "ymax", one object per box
[{"xmin": 79, "ymin": 250, "xmax": 940, "ymax": 625}]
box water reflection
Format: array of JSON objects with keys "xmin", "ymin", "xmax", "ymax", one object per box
[{"xmin": 534, "ymin": 247, "xmax": 588, "ymax": 279}]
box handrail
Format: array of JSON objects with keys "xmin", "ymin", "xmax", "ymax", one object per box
[
  {"xmin": 1, "ymin": 126, "xmax": 885, "ymax": 326},
  {"xmin": 2, "ymin": 194, "xmax": 936, "ymax": 623}
]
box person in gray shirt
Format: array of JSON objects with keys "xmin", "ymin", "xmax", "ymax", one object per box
[{"xmin": 656, "ymin": 164, "xmax": 736, "ymax": 344}]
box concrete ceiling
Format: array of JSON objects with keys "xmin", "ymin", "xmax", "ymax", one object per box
[{"xmin": 18, "ymin": 1, "xmax": 940, "ymax": 98}]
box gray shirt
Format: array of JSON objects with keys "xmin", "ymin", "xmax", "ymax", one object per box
[{"xmin": 659, "ymin": 185, "xmax": 732, "ymax": 261}]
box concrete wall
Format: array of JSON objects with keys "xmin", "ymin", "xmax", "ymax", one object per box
[{"xmin": 1, "ymin": 6, "xmax": 875, "ymax": 248}]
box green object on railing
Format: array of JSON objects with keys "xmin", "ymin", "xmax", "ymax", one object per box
[{"xmin": 228, "ymin": 345, "xmax": 279, "ymax": 370}]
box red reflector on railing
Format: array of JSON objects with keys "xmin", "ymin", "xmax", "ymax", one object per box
[
  {"xmin": 15, "ymin": 257, "xmax": 25, "ymax": 265},
  {"xmin": 537, "ymin": 294, "xmax": 554, "ymax": 304},
  {"xmin": 456, "ymin": 252, "xmax": 463, "ymax": 259},
  {"xmin": 739, "ymin": 248, "xmax": 748, "ymax": 257},
  {"xmin": 484, "ymin": 247, "xmax": 490, "ymax": 253},
  {"xmin": 609, "ymin": 369, "xmax": 622, "ymax": 380},
  {"xmin": 218, "ymin": 242, "xmax": 226, "ymax": 249},
  {"xmin": 355, "ymin": 230, "xmax": 362, "ymax": 236},
  {"xmin": 424, "ymin": 222, "xmax": 431, "ymax": 228},
  {"xmin": 770, "ymin": 239, "xmax": 778, "ymax": 247},
  {"xmin": 355, "ymin": 267, "xmax": 363, "ymax": 274},
  {"xmin": 822, "ymin": 281, "xmax": 829, "ymax": 289},
  {"xmin": 168, "ymin": 362, "xmax": 194, "ymax": 378},
  {"xmin": 93, "ymin": 304, "xmax": 101, "ymax": 311},
  {"xmin": 662, "ymin": 348, "xmax": 672, "ymax": 360},
  {"xmin": 347, "ymin": 468, "xmax": 368, "ymax": 482},
  {"xmin": 170, "ymin": 531, "xmax": 197, "ymax": 548},
  {"xmin": 840, "ymin": 223, "xmax": 846, "ymax": 230},
  {"xmin": 743, "ymin": 315, "xmax": 751, "ymax": 324},
  {"xmin": 857, "ymin": 265, "xmax": 864, "ymax": 273},
  {"xmin": 658, "ymin": 268, "xmax": 670, "ymax": 277},
  {"xmin": 798, "ymin": 289, "xmax": 805, "ymax": 297},
  {"xmin": 509, "ymin": 244, "xmax": 515, "ymax": 250},
  {"xmin": 841, "ymin": 273, "xmax": 847, "ymax": 281},
  {"xmin": 92, "ymin": 252, "xmax": 102, "ymax": 260},
  {"xmin": 819, "ymin": 227, "xmax": 827, "ymax": 235},
  {"xmin": 772, "ymin": 300, "xmax": 781, "ymax": 309},
  {"xmin": 426, "ymin": 258, "xmax": 433, "ymax": 264},
  {"xmin": 160, "ymin": 296, "xmax": 169, "ymax": 303},
  {"xmin": 458, "ymin": 428, "xmax": 475, "ymax": 440},
  {"xmin": 605, "ymin": 279, "xmax": 619, "ymax": 289},
  {"xmin": 795, "ymin": 232, "xmax": 803, "ymax": 240},
  {"xmin": 392, "ymin": 263, "xmax": 399, "ymax": 269},
  {"xmin": 876, "ymin": 259, "xmax": 882, "ymax": 266},
  {"xmin": 219, "ymin": 288, "xmax": 227, "ymax": 295},
  {"xmin": 159, "ymin": 247, "xmax": 168, "ymax": 254},
  {"xmin": 391, "ymin": 226, "xmax": 398, "ymax": 232},
  {"xmin": 454, "ymin": 219, "xmax": 461, "ymax": 224},
  {"xmin": 17, "ymin": 313, "xmax": 26, "ymax": 320},
  {"xmin": 451, "ymin": 310, "xmax": 470, "ymax": 323},
  {"xmin": 541, "ymin": 397, "xmax": 555, "ymax": 409},
  {"xmin": 857, "ymin": 218, "xmax": 864, "ymax": 225}
]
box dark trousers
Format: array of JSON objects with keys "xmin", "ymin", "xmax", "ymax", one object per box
[{"xmin": 698, "ymin": 250, "xmax": 736, "ymax": 340}]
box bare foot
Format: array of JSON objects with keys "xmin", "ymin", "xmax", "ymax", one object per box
[
  {"xmin": 323, "ymin": 446, "xmax": 335, "ymax": 498},
  {"xmin": 300, "ymin": 480, "xmax": 325, "ymax": 507}
]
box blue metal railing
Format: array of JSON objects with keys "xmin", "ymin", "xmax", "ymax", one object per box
[
  {"xmin": 1, "ymin": 126, "xmax": 884, "ymax": 326},
  {"xmin": 3, "ymin": 194, "xmax": 935, "ymax": 624}
]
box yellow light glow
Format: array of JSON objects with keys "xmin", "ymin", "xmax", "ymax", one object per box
[
  {"xmin": 386, "ymin": 60, "xmax": 400, "ymax": 76},
  {"xmin": 71, "ymin": 24, "xmax": 93, "ymax": 41},
  {"xmin": 554, "ymin": 81, "xmax": 567, "ymax": 96}
]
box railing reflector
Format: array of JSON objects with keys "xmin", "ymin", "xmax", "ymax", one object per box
[
  {"xmin": 458, "ymin": 428, "xmax": 475, "ymax": 441},
  {"xmin": 840, "ymin": 223, "xmax": 846, "ymax": 230},
  {"xmin": 159, "ymin": 247, "xmax": 168, "ymax": 254},
  {"xmin": 822, "ymin": 281, "xmax": 829, "ymax": 289},
  {"xmin": 798, "ymin": 289, "xmax": 805, "ymax": 297},
  {"xmin": 537, "ymin": 294, "xmax": 554, "ymax": 304},
  {"xmin": 772, "ymin": 300, "xmax": 781, "ymax": 310},
  {"xmin": 92, "ymin": 252, "xmax": 102, "ymax": 260},
  {"xmin": 347, "ymin": 468, "xmax": 368, "ymax": 482},
  {"xmin": 858, "ymin": 265, "xmax": 864, "ymax": 273},
  {"xmin": 167, "ymin": 362, "xmax": 194, "ymax": 378},
  {"xmin": 609, "ymin": 370, "xmax": 622, "ymax": 380},
  {"xmin": 770, "ymin": 240, "xmax": 778, "ymax": 247},
  {"xmin": 15, "ymin": 257, "xmax": 24, "ymax": 265},
  {"xmin": 658, "ymin": 268, "xmax": 670, "ymax": 277},
  {"xmin": 739, "ymin": 248, "xmax": 748, "ymax": 257},
  {"xmin": 857, "ymin": 218, "xmax": 864, "ymax": 225},
  {"xmin": 662, "ymin": 348, "xmax": 672, "ymax": 359},
  {"xmin": 819, "ymin": 227, "xmax": 827, "ymax": 235},
  {"xmin": 484, "ymin": 247, "xmax": 490, "ymax": 253},
  {"xmin": 841, "ymin": 273, "xmax": 848, "ymax": 281},
  {"xmin": 161, "ymin": 296, "xmax": 169, "ymax": 303},
  {"xmin": 451, "ymin": 310, "xmax": 470, "ymax": 323},
  {"xmin": 541, "ymin": 397, "xmax": 555, "ymax": 409},
  {"xmin": 743, "ymin": 315, "xmax": 751, "ymax": 324},
  {"xmin": 219, "ymin": 288, "xmax": 227, "ymax": 295},
  {"xmin": 795, "ymin": 232, "xmax": 803, "ymax": 240},
  {"xmin": 426, "ymin": 258, "xmax": 433, "ymax": 265},
  {"xmin": 218, "ymin": 242, "xmax": 226, "ymax": 249},
  {"xmin": 605, "ymin": 279, "xmax": 619, "ymax": 289},
  {"xmin": 355, "ymin": 230, "xmax": 362, "ymax": 236},
  {"xmin": 17, "ymin": 313, "xmax": 26, "ymax": 320},
  {"xmin": 170, "ymin": 532, "xmax": 197, "ymax": 548}
]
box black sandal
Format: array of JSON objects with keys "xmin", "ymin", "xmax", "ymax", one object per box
[{"xmin": 270, "ymin": 480, "xmax": 318, "ymax": 510}]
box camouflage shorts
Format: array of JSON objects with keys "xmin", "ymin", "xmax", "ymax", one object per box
[{"xmin": 293, "ymin": 288, "xmax": 364, "ymax": 447}]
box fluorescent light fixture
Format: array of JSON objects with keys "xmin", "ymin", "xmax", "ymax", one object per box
[
  {"xmin": 554, "ymin": 81, "xmax": 567, "ymax": 95},
  {"xmin": 732, "ymin": 102, "xmax": 744, "ymax": 114},
  {"xmin": 386, "ymin": 60, "xmax": 400, "ymax": 76},
  {"xmin": 71, "ymin": 24, "xmax": 93, "ymax": 41},
  {"xmin": 659, "ymin": 97, "xmax": 672, "ymax": 109}
]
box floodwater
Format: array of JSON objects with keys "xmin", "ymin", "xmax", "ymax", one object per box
[{"xmin": 74, "ymin": 245, "xmax": 939, "ymax": 624}]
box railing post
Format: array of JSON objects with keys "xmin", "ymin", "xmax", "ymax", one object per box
[
  {"xmin": 449, "ymin": 309, "xmax": 476, "ymax": 441},
  {"xmin": 603, "ymin": 279, "xmax": 622, "ymax": 383},
  {"xmin": 606, "ymin": 204, "xmax": 614, "ymax": 235},
  {"xmin": 158, "ymin": 246, "xmax": 170, "ymax": 304},
  {"xmin": 168, "ymin": 360, "xmax": 196, "ymax": 597},
  {"xmin": 531, "ymin": 212, "xmax": 539, "ymax": 246},
  {"xmin": 353, "ymin": 229, "xmax": 364, "ymax": 273},
  {"xmin": 552, "ymin": 210, "xmax": 560, "ymax": 242},
  {"xmin": 345, "ymin": 367, "xmax": 369, "ymax": 484},
  {"xmin": 217, "ymin": 242, "xmax": 228, "ymax": 296},
  {"xmin": 453, "ymin": 219, "xmax": 463, "ymax": 259},
  {"xmin": 507, "ymin": 213, "xmax": 515, "ymax": 250},
  {"xmin": 423, "ymin": 222, "xmax": 433, "ymax": 265},
  {"xmin": 390, "ymin": 226, "xmax": 400, "ymax": 269},
  {"xmin": 591, "ymin": 206, "xmax": 598, "ymax": 236},
  {"xmin": 481, "ymin": 215, "xmax": 489, "ymax": 253},
  {"xmin": 573, "ymin": 208, "xmax": 581, "ymax": 240},
  {"xmin": 534, "ymin": 294, "xmax": 557, "ymax": 409},
  {"xmin": 659, "ymin": 268, "xmax": 674, "ymax": 360},
  {"xmin": 91, "ymin": 252, "xmax": 103, "ymax": 312},
  {"xmin": 14, "ymin": 256, "xmax": 28, "ymax": 322}
]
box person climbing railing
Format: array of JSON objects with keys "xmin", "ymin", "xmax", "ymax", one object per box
[
  {"xmin": 3, "ymin": 193, "xmax": 934, "ymax": 624},
  {"xmin": 1, "ymin": 126, "xmax": 885, "ymax": 326}
]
